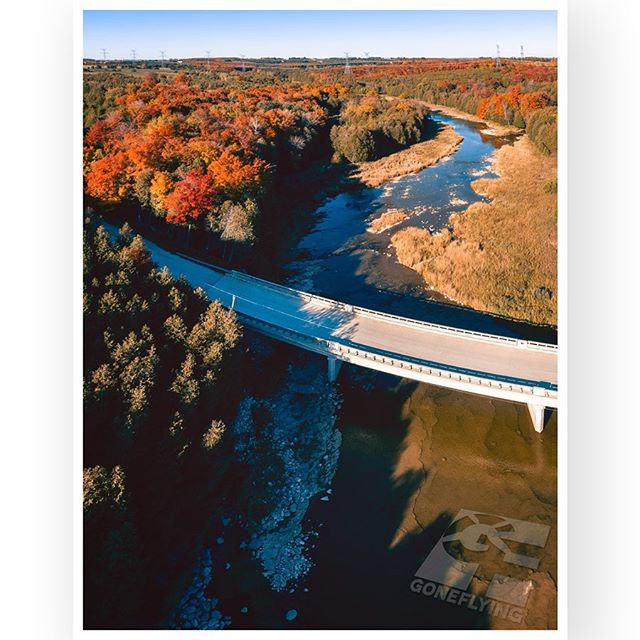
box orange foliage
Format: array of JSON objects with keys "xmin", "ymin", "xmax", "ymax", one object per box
[
  {"xmin": 165, "ymin": 169, "xmax": 216, "ymax": 225},
  {"xmin": 84, "ymin": 75, "xmax": 344, "ymax": 225}
]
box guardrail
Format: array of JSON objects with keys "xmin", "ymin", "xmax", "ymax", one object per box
[
  {"xmin": 175, "ymin": 249, "xmax": 557, "ymax": 355},
  {"xmin": 227, "ymin": 270, "xmax": 557, "ymax": 353},
  {"xmin": 227, "ymin": 303, "xmax": 557, "ymax": 396}
]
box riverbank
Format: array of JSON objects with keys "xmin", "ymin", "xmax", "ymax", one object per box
[
  {"xmin": 391, "ymin": 136, "xmax": 557, "ymax": 325},
  {"xmin": 424, "ymin": 103, "xmax": 523, "ymax": 137},
  {"xmin": 353, "ymin": 124, "xmax": 462, "ymax": 187}
]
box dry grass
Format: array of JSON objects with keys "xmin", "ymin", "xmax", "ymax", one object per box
[
  {"xmin": 391, "ymin": 136, "xmax": 557, "ymax": 325},
  {"xmin": 367, "ymin": 208, "xmax": 409, "ymax": 234},
  {"xmin": 354, "ymin": 125, "xmax": 462, "ymax": 187}
]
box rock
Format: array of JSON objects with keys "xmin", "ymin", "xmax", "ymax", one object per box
[{"xmin": 285, "ymin": 609, "xmax": 298, "ymax": 621}]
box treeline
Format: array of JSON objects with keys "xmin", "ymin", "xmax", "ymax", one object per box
[
  {"xmin": 330, "ymin": 96, "xmax": 432, "ymax": 163},
  {"xmin": 358, "ymin": 60, "xmax": 557, "ymax": 154},
  {"xmin": 83, "ymin": 72, "xmax": 345, "ymax": 258},
  {"xmin": 83, "ymin": 218, "xmax": 242, "ymax": 627}
]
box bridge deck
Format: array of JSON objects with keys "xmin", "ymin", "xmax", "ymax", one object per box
[{"xmin": 126, "ymin": 231, "xmax": 556, "ymax": 394}]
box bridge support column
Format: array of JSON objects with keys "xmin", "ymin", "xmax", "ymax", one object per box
[
  {"xmin": 327, "ymin": 356, "xmax": 342, "ymax": 383},
  {"xmin": 527, "ymin": 403, "xmax": 546, "ymax": 433}
]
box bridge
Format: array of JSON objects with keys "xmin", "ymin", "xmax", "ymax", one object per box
[{"xmin": 123, "ymin": 229, "xmax": 558, "ymax": 432}]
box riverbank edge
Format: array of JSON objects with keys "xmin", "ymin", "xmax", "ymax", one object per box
[
  {"xmin": 353, "ymin": 123, "xmax": 463, "ymax": 187},
  {"xmin": 423, "ymin": 103, "xmax": 523, "ymax": 137}
]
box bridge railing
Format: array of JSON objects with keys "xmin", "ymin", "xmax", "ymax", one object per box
[
  {"xmin": 233, "ymin": 309, "xmax": 557, "ymax": 398},
  {"xmin": 174, "ymin": 248, "xmax": 557, "ymax": 354},
  {"xmin": 226, "ymin": 269, "xmax": 557, "ymax": 353}
]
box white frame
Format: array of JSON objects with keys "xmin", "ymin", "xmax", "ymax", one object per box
[{"xmin": 73, "ymin": 2, "xmax": 567, "ymax": 638}]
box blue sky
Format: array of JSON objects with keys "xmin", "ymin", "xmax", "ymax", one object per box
[{"xmin": 84, "ymin": 10, "xmax": 556, "ymax": 60}]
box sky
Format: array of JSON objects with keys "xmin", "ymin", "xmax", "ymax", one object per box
[{"xmin": 84, "ymin": 10, "xmax": 557, "ymax": 60}]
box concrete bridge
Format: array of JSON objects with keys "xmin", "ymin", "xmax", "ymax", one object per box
[{"xmin": 120, "ymin": 230, "xmax": 558, "ymax": 432}]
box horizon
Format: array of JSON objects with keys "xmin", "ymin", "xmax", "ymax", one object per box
[{"xmin": 84, "ymin": 10, "xmax": 557, "ymax": 60}]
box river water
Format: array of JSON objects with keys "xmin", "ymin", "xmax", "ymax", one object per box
[
  {"xmin": 286, "ymin": 112, "xmax": 556, "ymax": 343},
  {"xmin": 172, "ymin": 112, "xmax": 558, "ymax": 631}
]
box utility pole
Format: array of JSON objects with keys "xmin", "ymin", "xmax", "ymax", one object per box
[
  {"xmin": 495, "ymin": 44, "xmax": 501, "ymax": 70},
  {"xmin": 344, "ymin": 51, "xmax": 351, "ymax": 75}
]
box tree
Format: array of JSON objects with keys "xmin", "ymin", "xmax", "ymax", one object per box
[
  {"xmin": 165, "ymin": 169, "xmax": 217, "ymax": 224},
  {"xmin": 218, "ymin": 199, "xmax": 258, "ymax": 247}
]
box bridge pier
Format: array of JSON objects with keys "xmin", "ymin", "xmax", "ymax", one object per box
[
  {"xmin": 527, "ymin": 403, "xmax": 546, "ymax": 433},
  {"xmin": 327, "ymin": 356, "xmax": 342, "ymax": 383}
]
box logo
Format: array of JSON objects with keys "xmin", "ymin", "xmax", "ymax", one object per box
[{"xmin": 410, "ymin": 509, "xmax": 550, "ymax": 623}]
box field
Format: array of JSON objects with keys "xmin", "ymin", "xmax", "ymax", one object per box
[{"xmin": 392, "ymin": 136, "xmax": 557, "ymax": 324}]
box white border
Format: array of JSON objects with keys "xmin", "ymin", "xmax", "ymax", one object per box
[{"xmin": 73, "ymin": 2, "xmax": 566, "ymax": 638}]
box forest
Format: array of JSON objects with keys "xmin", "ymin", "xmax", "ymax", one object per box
[
  {"xmin": 83, "ymin": 217, "xmax": 243, "ymax": 627},
  {"xmin": 330, "ymin": 96, "xmax": 432, "ymax": 162},
  {"xmin": 83, "ymin": 58, "xmax": 557, "ymax": 263},
  {"xmin": 339, "ymin": 58, "xmax": 557, "ymax": 154}
]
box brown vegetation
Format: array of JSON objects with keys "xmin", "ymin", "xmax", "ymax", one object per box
[
  {"xmin": 391, "ymin": 136, "xmax": 557, "ymax": 324},
  {"xmin": 367, "ymin": 209, "xmax": 409, "ymax": 233},
  {"xmin": 354, "ymin": 124, "xmax": 462, "ymax": 187}
]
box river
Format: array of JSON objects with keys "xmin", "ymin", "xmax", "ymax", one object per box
[
  {"xmin": 286, "ymin": 112, "xmax": 556, "ymax": 343},
  {"xmin": 170, "ymin": 112, "xmax": 558, "ymax": 631}
]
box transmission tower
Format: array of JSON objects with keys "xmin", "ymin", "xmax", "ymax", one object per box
[
  {"xmin": 364, "ymin": 51, "xmax": 370, "ymax": 59},
  {"xmin": 160, "ymin": 50, "xmax": 166, "ymax": 63},
  {"xmin": 495, "ymin": 44, "xmax": 501, "ymax": 70},
  {"xmin": 344, "ymin": 51, "xmax": 352, "ymax": 75},
  {"xmin": 240, "ymin": 54, "xmax": 246, "ymax": 72},
  {"xmin": 520, "ymin": 45, "xmax": 524, "ymax": 60},
  {"xmin": 206, "ymin": 50, "xmax": 211, "ymax": 68},
  {"xmin": 100, "ymin": 48, "xmax": 107, "ymax": 62},
  {"xmin": 131, "ymin": 49, "xmax": 136, "ymax": 62}
]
